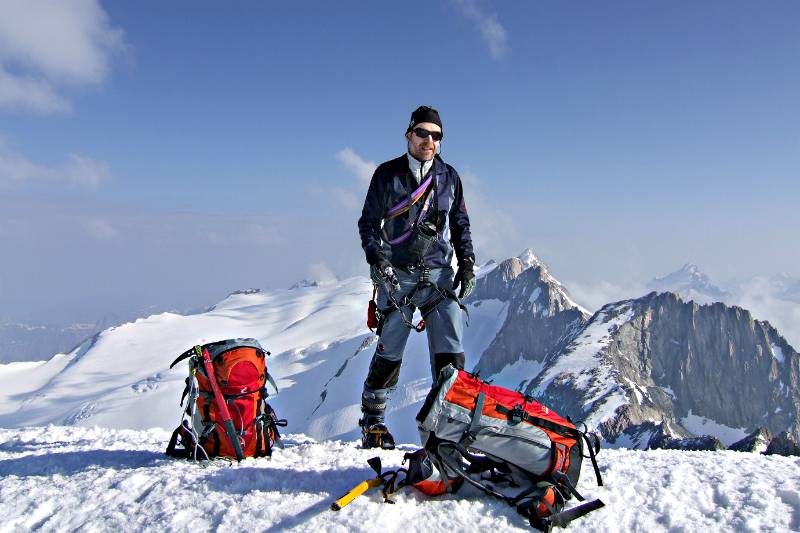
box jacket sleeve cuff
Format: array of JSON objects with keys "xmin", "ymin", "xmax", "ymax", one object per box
[{"xmin": 366, "ymin": 252, "xmax": 387, "ymax": 266}]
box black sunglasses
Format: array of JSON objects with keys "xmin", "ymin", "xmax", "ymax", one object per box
[{"xmin": 412, "ymin": 127, "xmax": 443, "ymax": 141}]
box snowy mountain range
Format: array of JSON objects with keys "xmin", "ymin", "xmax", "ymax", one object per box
[
  {"xmin": 646, "ymin": 263, "xmax": 800, "ymax": 350},
  {"xmin": 0, "ymin": 303, "xmax": 209, "ymax": 364},
  {"xmin": 531, "ymin": 293, "xmax": 799, "ymax": 448},
  {"xmin": 647, "ymin": 263, "xmax": 730, "ymax": 305},
  {"xmin": 1, "ymin": 249, "xmax": 798, "ymax": 450},
  {"xmin": 0, "ymin": 321, "xmax": 97, "ymax": 364}
]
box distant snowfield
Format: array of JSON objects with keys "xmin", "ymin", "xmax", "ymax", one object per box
[
  {"xmin": 0, "ymin": 426, "xmax": 797, "ymax": 532},
  {"xmin": 0, "ymin": 275, "xmax": 512, "ymax": 445}
]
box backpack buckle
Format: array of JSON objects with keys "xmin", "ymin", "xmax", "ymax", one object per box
[{"xmin": 510, "ymin": 404, "xmax": 524, "ymax": 425}]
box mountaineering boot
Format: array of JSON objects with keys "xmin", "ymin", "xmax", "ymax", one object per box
[
  {"xmin": 360, "ymin": 388, "xmax": 395, "ymax": 449},
  {"xmin": 361, "ymin": 421, "xmax": 396, "ymax": 450},
  {"xmin": 359, "ymin": 355, "xmax": 401, "ymax": 449}
]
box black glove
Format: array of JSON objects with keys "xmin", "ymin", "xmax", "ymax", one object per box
[
  {"xmin": 370, "ymin": 259, "xmax": 400, "ymax": 294},
  {"xmin": 452, "ymin": 258, "xmax": 476, "ymax": 300}
]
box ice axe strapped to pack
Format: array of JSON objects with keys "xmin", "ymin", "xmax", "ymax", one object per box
[
  {"xmin": 165, "ymin": 338, "xmax": 286, "ymax": 462},
  {"xmin": 414, "ymin": 365, "xmax": 605, "ymax": 531}
]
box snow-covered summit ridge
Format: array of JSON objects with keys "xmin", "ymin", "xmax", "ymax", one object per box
[
  {"xmin": 471, "ymin": 248, "xmax": 591, "ymax": 381},
  {"xmin": 2, "ymin": 249, "xmax": 798, "ymax": 451},
  {"xmin": 517, "ymin": 247, "xmax": 544, "ymax": 270},
  {"xmin": 648, "ymin": 263, "xmax": 730, "ymax": 304}
]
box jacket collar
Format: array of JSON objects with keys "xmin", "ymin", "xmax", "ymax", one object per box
[{"xmin": 401, "ymin": 153, "xmax": 446, "ymax": 180}]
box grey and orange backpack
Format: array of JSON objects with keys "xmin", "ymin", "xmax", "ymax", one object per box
[
  {"xmin": 165, "ymin": 338, "xmax": 286, "ymax": 461},
  {"xmin": 354, "ymin": 365, "xmax": 605, "ymax": 531}
]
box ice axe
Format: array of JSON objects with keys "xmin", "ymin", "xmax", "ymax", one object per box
[{"xmin": 331, "ymin": 457, "xmax": 397, "ymax": 511}]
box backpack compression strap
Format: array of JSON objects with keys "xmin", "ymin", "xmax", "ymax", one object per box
[
  {"xmin": 494, "ymin": 403, "xmax": 604, "ymax": 487},
  {"xmin": 434, "ymin": 442, "xmax": 605, "ymax": 531}
]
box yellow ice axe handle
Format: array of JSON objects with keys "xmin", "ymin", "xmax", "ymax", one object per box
[{"xmin": 330, "ymin": 478, "xmax": 383, "ymax": 511}]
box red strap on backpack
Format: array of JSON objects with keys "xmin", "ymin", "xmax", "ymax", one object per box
[{"xmin": 197, "ymin": 345, "xmax": 245, "ymax": 461}]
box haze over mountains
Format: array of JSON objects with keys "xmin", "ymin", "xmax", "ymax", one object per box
[
  {"xmin": 5, "ymin": 254, "xmax": 799, "ymax": 366},
  {"xmin": 0, "ymin": 304, "xmax": 209, "ymax": 364},
  {"xmin": 647, "ymin": 263, "xmax": 800, "ymax": 349},
  {"xmin": 1, "ymin": 249, "xmax": 797, "ymax": 450}
]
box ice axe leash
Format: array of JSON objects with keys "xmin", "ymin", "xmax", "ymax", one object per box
[{"xmin": 196, "ymin": 345, "xmax": 246, "ymax": 462}]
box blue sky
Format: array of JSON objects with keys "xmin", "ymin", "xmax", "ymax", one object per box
[{"xmin": 1, "ymin": 0, "xmax": 799, "ymax": 323}]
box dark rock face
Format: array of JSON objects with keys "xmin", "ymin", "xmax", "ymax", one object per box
[
  {"xmin": 728, "ymin": 427, "xmax": 773, "ymax": 453},
  {"xmin": 638, "ymin": 294, "xmax": 798, "ymax": 439},
  {"xmin": 289, "ymin": 280, "xmax": 318, "ymax": 290},
  {"xmin": 646, "ymin": 422, "xmax": 723, "ymax": 451},
  {"xmin": 233, "ymin": 288, "xmax": 262, "ymax": 295},
  {"xmin": 522, "ymin": 291, "xmax": 800, "ymax": 445},
  {"xmin": 765, "ymin": 431, "xmax": 800, "ymax": 457},
  {"xmin": 471, "ymin": 256, "xmax": 588, "ymax": 377},
  {"xmin": 649, "ymin": 433, "xmax": 725, "ymax": 451}
]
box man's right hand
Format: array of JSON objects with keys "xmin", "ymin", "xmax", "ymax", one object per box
[{"xmin": 370, "ymin": 260, "xmax": 400, "ymax": 294}]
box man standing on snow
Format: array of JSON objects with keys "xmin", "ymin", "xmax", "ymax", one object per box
[{"xmin": 356, "ymin": 105, "xmax": 476, "ymax": 449}]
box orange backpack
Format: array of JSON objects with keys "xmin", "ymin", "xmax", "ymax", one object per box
[
  {"xmin": 414, "ymin": 365, "xmax": 604, "ymax": 530},
  {"xmin": 166, "ymin": 339, "xmax": 286, "ymax": 460}
]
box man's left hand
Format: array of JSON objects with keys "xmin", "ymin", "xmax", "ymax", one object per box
[{"xmin": 453, "ymin": 258, "xmax": 476, "ymax": 300}]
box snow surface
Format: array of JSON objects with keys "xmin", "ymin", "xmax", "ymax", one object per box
[
  {"xmin": 772, "ymin": 343, "xmax": 785, "ymax": 363},
  {"xmin": 463, "ymin": 298, "xmax": 508, "ymax": 366},
  {"xmin": 0, "ymin": 426, "xmax": 798, "ymax": 532},
  {"xmin": 534, "ymin": 304, "xmax": 635, "ymax": 427},
  {"xmin": 528, "ymin": 287, "xmax": 542, "ymax": 305},
  {"xmin": 659, "ymin": 385, "xmax": 677, "ymax": 401},
  {"xmin": 491, "ymin": 357, "xmax": 545, "ymax": 393},
  {"xmin": 680, "ymin": 410, "xmax": 749, "ymax": 447}
]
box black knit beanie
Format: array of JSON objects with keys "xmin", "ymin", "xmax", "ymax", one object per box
[{"xmin": 406, "ymin": 105, "xmax": 443, "ymax": 135}]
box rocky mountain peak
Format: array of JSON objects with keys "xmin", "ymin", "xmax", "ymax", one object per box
[
  {"xmin": 473, "ymin": 255, "xmax": 589, "ymax": 377},
  {"xmin": 517, "ymin": 248, "xmax": 545, "ymax": 270},
  {"xmin": 528, "ymin": 289, "xmax": 800, "ymax": 446}
]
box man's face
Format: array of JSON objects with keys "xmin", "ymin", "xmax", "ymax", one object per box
[{"xmin": 405, "ymin": 121, "xmax": 442, "ymax": 162}]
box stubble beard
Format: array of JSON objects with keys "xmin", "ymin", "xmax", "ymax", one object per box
[{"xmin": 410, "ymin": 142, "xmax": 436, "ymax": 162}]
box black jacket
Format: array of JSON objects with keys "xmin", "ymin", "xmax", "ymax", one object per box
[{"xmin": 358, "ymin": 154, "xmax": 474, "ymax": 268}]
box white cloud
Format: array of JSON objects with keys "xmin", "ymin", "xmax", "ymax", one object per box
[
  {"xmin": 308, "ymin": 148, "xmax": 377, "ymax": 210},
  {"xmin": 63, "ymin": 153, "xmax": 110, "ymax": 188},
  {"xmin": 82, "ymin": 218, "xmax": 119, "ymax": 240},
  {"xmin": 0, "ymin": 0, "xmax": 127, "ymax": 113},
  {"xmin": 0, "ymin": 139, "xmax": 109, "ymax": 189},
  {"xmin": 565, "ymin": 279, "xmax": 648, "ymax": 313},
  {"xmin": 243, "ymin": 223, "xmax": 284, "ymax": 246},
  {"xmin": 336, "ymin": 148, "xmax": 376, "ymax": 184},
  {"xmin": 0, "ymin": 67, "xmax": 71, "ymax": 113},
  {"xmin": 202, "ymin": 222, "xmax": 284, "ymax": 247},
  {"xmin": 308, "ymin": 262, "xmax": 338, "ymax": 285},
  {"xmin": 735, "ymin": 277, "xmax": 800, "ymax": 350},
  {"xmin": 328, "ymin": 187, "xmax": 361, "ymax": 210},
  {"xmin": 458, "ymin": 168, "xmax": 519, "ymax": 263},
  {"xmin": 306, "ymin": 183, "xmax": 361, "ymax": 211},
  {"xmin": 451, "ymin": 0, "xmax": 509, "ymax": 60}
]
